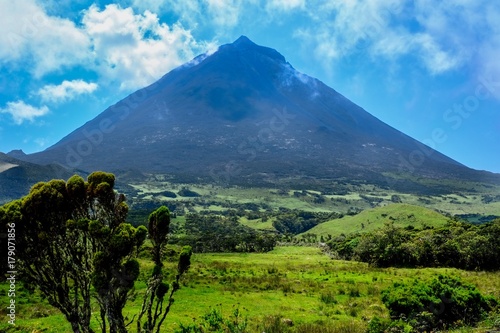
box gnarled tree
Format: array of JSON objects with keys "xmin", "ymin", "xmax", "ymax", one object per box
[
  {"xmin": 0, "ymin": 172, "xmax": 191, "ymax": 333},
  {"xmin": 137, "ymin": 206, "xmax": 192, "ymax": 333}
]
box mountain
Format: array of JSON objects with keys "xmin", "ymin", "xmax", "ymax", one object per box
[
  {"xmin": 0, "ymin": 153, "xmax": 74, "ymax": 204},
  {"xmin": 16, "ymin": 36, "xmax": 500, "ymax": 190}
]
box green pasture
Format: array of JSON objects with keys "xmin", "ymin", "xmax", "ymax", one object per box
[
  {"xmin": 2, "ymin": 246, "xmax": 499, "ymax": 332},
  {"xmin": 302, "ymin": 203, "xmax": 451, "ymax": 237}
]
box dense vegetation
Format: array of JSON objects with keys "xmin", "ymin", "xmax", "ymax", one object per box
[
  {"xmin": 272, "ymin": 210, "xmax": 343, "ymax": 235},
  {"xmin": 2, "ymin": 246, "xmax": 499, "ymax": 332},
  {"xmin": 327, "ymin": 219, "xmax": 500, "ymax": 271},
  {"xmin": 0, "ymin": 172, "xmax": 192, "ymax": 333},
  {"xmin": 174, "ymin": 213, "xmax": 277, "ymax": 252},
  {"xmin": 379, "ymin": 275, "xmax": 497, "ymax": 330},
  {"xmin": 1, "ymin": 173, "xmax": 499, "ymax": 332}
]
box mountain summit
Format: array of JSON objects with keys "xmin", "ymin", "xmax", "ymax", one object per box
[{"xmin": 19, "ymin": 36, "xmax": 497, "ymax": 188}]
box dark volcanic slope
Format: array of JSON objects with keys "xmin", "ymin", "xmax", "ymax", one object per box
[
  {"xmin": 20, "ymin": 36, "xmax": 497, "ymax": 186},
  {"xmin": 0, "ymin": 153, "xmax": 74, "ymax": 204}
]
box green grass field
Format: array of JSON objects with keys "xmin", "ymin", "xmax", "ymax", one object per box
[
  {"xmin": 300, "ymin": 203, "xmax": 451, "ymax": 237},
  {"xmin": 2, "ymin": 246, "xmax": 499, "ymax": 332},
  {"xmin": 126, "ymin": 179, "xmax": 500, "ymax": 218}
]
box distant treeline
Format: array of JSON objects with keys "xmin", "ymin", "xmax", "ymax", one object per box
[
  {"xmin": 172, "ymin": 213, "xmax": 277, "ymax": 253},
  {"xmin": 328, "ymin": 219, "xmax": 500, "ymax": 271},
  {"xmin": 272, "ymin": 210, "xmax": 343, "ymax": 235}
]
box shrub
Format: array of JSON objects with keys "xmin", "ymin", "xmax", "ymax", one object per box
[
  {"xmin": 257, "ymin": 315, "xmax": 290, "ymax": 333},
  {"xmin": 367, "ymin": 316, "xmax": 390, "ymax": 333},
  {"xmin": 176, "ymin": 306, "xmax": 247, "ymax": 333},
  {"xmin": 381, "ymin": 275, "xmax": 496, "ymax": 329},
  {"xmin": 319, "ymin": 291, "xmax": 338, "ymax": 305}
]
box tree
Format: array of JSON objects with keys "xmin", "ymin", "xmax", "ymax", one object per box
[
  {"xmin": 137, "ymin": 206, "xmax": 192, "ymax": 333},
  {"xmin": 354, "ymin": 222, "xmax": 414, "ymax": 267},
  {"xmin": 9, "ymin": 177, "xmax": 101, "ymax": 333},
  {"xmin": 272, "ymin": 213, "xmax": 318, "ymax": 235},
  {"xmin": 181, "ymin": 213, "xmax": 276, "ymax": 253},
  {"xmin": 0, "ymin": 173, "xmax": 191, "ymax": 333}
]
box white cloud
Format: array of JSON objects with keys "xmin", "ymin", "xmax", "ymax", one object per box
[
  {"xmin": 37, "ymin": 80, "xmax": 98, "ymax": 103},
  {"xmin": 412, "ymin": 34, "xmax": 462, "ymax": 74},
  {"xmin": 0, "ymin": 0, "xmax": 90, "ymax": 77},
  {"xmin": 0, "ymin": 101, "xmax": 49, "ymax": 124},
  {"xmin": 82, "ymin": 4, "xmax": 203, "ymax": 90},
  {"xmin": 0, "ymin": 2, "xmax": 206, "ymax": 90},
  {"xmin": 204, "ymin": 0, "xmax": 243, "ymax": 27},
  {"xmin": 298, "ymin": 0, "xmax": 499, "ymax": 76}
]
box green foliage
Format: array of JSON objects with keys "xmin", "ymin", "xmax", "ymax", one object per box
[
  {"xmin": 148, "ymin": 206, "xmax": 170, "ymax": 244},
  {"xmin": 2, "ymin": 244, "xmax": 500, "ymax": 332},
  {"xmin": 328, "ymin": 218, "xmax": 500, "ymax": 271},
  {"xmin": 366, "ymin": 316, "xmax": 391, "ymax": 333},
  {"xmin": 178, "ymin": 188, "xmax": 201, "ymax": 197},
  {"xmin": 273, "ymin": 213, "xmax": 318, "ymax": 235},
  {"xmin": 180, "ymin": 213, "xmax": 276, "ymax": 253},
  {"xmin": 148, "ymin": 205, "xmax": 171, "ymax": 265},
  {"xmin": 175, "ymin": 306, "xmax": 248, "ymax": 333},
  {"xmin": 381, "ymin": 275, "xmax": 496, "ymax": 329},
  {"xmin": 87, "ymin": 171, "xmax": 115, "ymax": 189},
  {"xmin": 135, "ymin": 225, "xmax": 148, "ymax": 247},
  {"xmin": 319, "ymin": 291, "xmax": 338, "ymax": 305},
  {"xmin": 136, "ymin": 207, "xmax": 193, "ymax": 333},
  {"xmin": 178, "ymin": 246, "xmax": 193, "ymax": 275},
  {"xmin": 159, "ymin": 190, "xmax": 177, "ymax": 198},
  {"xmin": 0, "ymin": 173, "xmax": 190, "ymax": 333}
]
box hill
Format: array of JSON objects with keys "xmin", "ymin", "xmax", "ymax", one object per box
[
  {"xmin": 302, "ymin": 203, "xmax": 451, "ymax": 237},
  {"xmin": 14, "ymin": 36, "xmax": 500, "ymax": 192},
  {"xmin": 0, "ymin": 153, "xmax": 74, "ymax": 204}
]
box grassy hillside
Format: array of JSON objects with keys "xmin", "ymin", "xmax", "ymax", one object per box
[
  {"xmin": 302, "ymin": 203, "xmax": 451, "ymax": 237},
  {"xmin": 125, "ymin": 178, "xmax": 500, "ymax": 223},
  {"xmin": 1, "ymin": 246, "xmax": 499, "ymax": 332}
]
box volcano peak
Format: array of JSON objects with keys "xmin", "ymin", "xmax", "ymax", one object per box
[
  {"xmin": 20, "ymin": 37, "xmax": 493, "ymax": 190},
  {"xmin": 233, "ymin": 35, "xmax": 255, "ymax": 46}
]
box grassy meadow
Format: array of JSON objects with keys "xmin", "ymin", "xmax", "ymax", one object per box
[
  {"xmin": 2, "ymin": 176, "xmax": 499, "ymax": 332},
  {"xmin": 2, "ymin": 246, "xmax": 499, "ymax": 332},
  {"xmin": 300, "ymin": 203, "xmax": 451, "ymax": 237},
  {"xmin": 125, "ymin": 178, "xmax": 500, "ymax": 218}
]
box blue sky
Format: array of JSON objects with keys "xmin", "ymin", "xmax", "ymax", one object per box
[{"xmin": 0, "ymin": 0, "xmax": 499, "ymax": 173}]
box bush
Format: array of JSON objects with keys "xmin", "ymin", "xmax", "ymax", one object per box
[
  {"xmin": 367, "ymin": 317, "xmax": 390, "ymax": 333},
  {"xmin": 258, "ymin": 315, "xmax": 291, "ymax": 333},
  {"xmin": 319, "ymin": 291, "xmax": 338, "ymax": 305},
  {"xmin": 381, "ymin": 275, "xmax": 496, "ymax": 329},
  {"xmin": 175, "ymin": 306, "xmax": 247, "ymax": 333}
]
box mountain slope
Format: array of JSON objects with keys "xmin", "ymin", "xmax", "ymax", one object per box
[
  {"xmin": 19, "ymin": 36, "xmax": 499, "ymax": 189},
  {"xmin": 0, "ymin": 153, "xmax": 74, "ymax": 204}
]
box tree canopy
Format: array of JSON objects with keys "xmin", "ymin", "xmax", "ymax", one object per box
[{"xmin": 0, "ymin": 172, "xmax": 191, "ymax": 333}]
